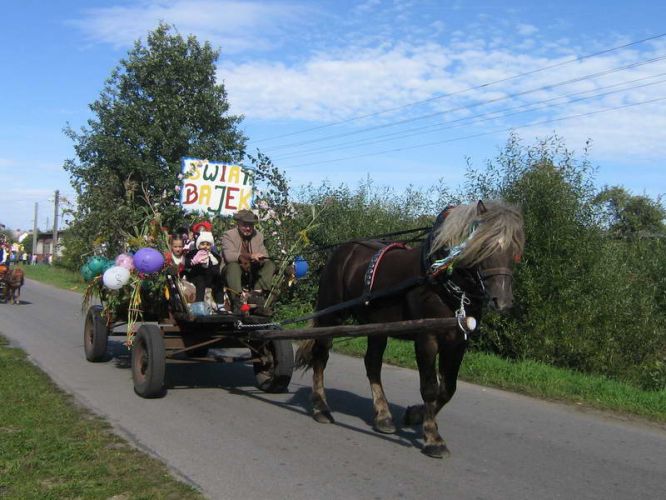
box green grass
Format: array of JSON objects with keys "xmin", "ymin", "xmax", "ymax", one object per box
[
  {"xmin": 0, "ymin": 335, "xmax": 202, "ymax": 499},
  {"xmin": 19, "ymin": 264, "xmax": 88, "ymax": 293},
  {"xmin": 331, "ymin": 337, "xmax": 666, "ymax": 423}
]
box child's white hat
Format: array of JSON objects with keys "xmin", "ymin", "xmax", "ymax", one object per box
[{"xmin": 196, "ymin": 231, "xmax": 214, "ymax": 248}]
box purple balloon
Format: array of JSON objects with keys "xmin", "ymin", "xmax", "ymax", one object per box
[{"xmin": 133, "ymin": 247, "xmax": 164, "ymax": 274}]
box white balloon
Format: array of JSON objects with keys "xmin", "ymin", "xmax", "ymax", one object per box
[{"xmin": 102, "ymin": 265, "xmax": 131, "ymax": 290}]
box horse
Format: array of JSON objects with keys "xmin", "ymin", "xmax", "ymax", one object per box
[
  {"xmin": 2, "ymin": 268, "xmax": 25, "ymax": 304},
  {"xmin": 295, "ymin": 200, "xmax": 525, "ymax": 458}
]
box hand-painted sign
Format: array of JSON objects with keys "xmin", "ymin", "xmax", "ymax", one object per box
[{"xmin": 180, "ymin": 158, "xmax": 254, "ymax": 216}]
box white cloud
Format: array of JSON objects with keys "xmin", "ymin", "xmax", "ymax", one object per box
[
  {"xmin": 69, "ymin": 0, "xmax": 314, "ymax": 53},
  {"xmin": 220, "ymin": 36, "xmax": 666, "ymax": 162},
  {"xmin": 516, "ymin": 23, "xmax": 538, "ymax": 36}
]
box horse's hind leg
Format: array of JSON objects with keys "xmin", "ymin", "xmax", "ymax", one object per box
[
  {"xmin": 365, "ymin": 335, "xmax": 396, "ymax": 434},
  {"xmin": 310, "ymin": 338, "xmax": 335, "ymax": 423}
]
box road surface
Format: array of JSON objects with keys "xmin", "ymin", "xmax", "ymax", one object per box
[{"xmin": 1, "ymin": 279, "xmax": 664, "ymax": 499}]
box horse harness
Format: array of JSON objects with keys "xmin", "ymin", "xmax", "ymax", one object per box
[{"xmin": 278, "ymin": 207, "xmax": 514, "ymax": 337}]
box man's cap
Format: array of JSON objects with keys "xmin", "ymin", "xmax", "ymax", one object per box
[{"xmin": 233, "ymin": 209, "xmax": 259, "ymax": 224}]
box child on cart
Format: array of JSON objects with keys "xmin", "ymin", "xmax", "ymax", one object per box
[
  {"xmin": 164, "ymin": 234, "xmax": 186, "ymax": 276},
  {"xmin": 184, "ymin": 231, "xmax": 225, "ymax": 308}
]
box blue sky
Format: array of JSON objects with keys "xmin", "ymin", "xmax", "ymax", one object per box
[{"xmin": 1, "ymin": 0, "xmax": 665, "ymax": 232}]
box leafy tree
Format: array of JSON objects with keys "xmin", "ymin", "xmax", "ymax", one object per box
[
  {"xmin": 464, "ymin": 133, "xmax": 666, "ymax": 389},
  {"xmin": 594, "ymin": 186, "xmax": 666, "ymax": 237},
  {"xmin": 63, "ymin": 23, "xmax": 246, "ymax": 263}
]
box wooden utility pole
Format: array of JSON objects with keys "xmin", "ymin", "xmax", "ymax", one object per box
[
  {"xmin": 52, "ymin": 190, "xmax": 59, "ymax": 263},
  {"xmin": 32, "ymin": 202, "xmax": 38, "ymax": 263}
]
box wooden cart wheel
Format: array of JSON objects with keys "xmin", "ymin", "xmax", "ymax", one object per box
[
  {"xmin": 84, "ymin": 305, "xmax": 108, "ymax": 362},
  {"xmin": 252, "ymin": 340, "xmax": 294, "ymax": 393},
  {"xmin": 131, "ymin": 324, "xmax": 166, "ymax": 398}
]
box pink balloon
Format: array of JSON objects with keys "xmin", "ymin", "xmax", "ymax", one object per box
[{"xmin": 115, "ymin": 253, "xmax": 135, "ymax": 270}]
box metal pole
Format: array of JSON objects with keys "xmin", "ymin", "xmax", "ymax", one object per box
[
  {"xmin": 32, "ymin": 202, "xmax": 38, "ymax": 264},
  {"xmin": 52, "ymin": 190, "xmax": 59, "ymax": 263}
]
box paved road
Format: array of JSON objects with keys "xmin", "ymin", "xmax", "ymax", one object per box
[{"xmin": 1, "ymin": 279, "xmax": 665, "ymax": 499}]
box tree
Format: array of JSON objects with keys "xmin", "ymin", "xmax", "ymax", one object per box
[
  {"xmin": 64, "ymin": 23, "xmax": 246, "ymax": 262},
  {"xmin": 594, "ymin": 186, "xmax": 666, "ymax": 237},
  {"xmin": 462, "ymin": 134, "xmax": 666, "ymax": 389}
]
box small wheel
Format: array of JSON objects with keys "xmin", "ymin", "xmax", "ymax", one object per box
[
  {"xmin": 252, "ymin": 340, "xmax": 293, "ymax": 393},
  {"xmin": 84, "ymin": 305, "xmax": 108, "ymax": 362},
  {"xmin": 131, "ymin": 324, "xmax": 166, "ymax": 398}
]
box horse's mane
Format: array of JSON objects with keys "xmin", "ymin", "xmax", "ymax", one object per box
[{"xmin": 430, "ymin": 201, "xmax": 525, "ymax": 266}]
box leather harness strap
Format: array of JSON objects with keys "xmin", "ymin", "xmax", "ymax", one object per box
[{"xmin": 362, "ymin": 242, "xmax": 408, "ymax": 301}]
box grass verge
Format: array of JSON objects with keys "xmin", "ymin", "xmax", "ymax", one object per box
[
  {"xmin": 19, "ymin": 263, "xmax": 88, "ymax": 293},
  {"xmin": 0, "ymin": 335, "xmax": 202, "ymax": 499}
]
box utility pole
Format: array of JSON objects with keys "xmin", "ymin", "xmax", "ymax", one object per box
[
  {"xmin": 52, "ymin": 190, "xmax": 59, "ymax": 263},
  {"xmin": 32, "ymin": 202, "xmax": 38, "ymax": 264}
]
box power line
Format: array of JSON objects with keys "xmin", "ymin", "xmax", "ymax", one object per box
[
  {"xmin": 253, "ymin": 32, "xmax": 666, "ymax": 143},
  {"xmin": 262, "ymin": 54, "xmax": 666, "ymax": 152},
  {"xmin": 271, "ymin": 73, "xmax": 666, "ymax": 160},
  {"xmin": 281, "ymin": 96, "xmax": 666, "ymax": 169}
]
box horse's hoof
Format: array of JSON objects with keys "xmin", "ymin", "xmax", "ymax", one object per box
[
  {"xmin": 422, "ymin": 443, "xmax": 450, "ymax": 459},
  {"xmin": 403, "ymin": 405, "xmax": 424, "ymax": 426},
  {"xmin": 373, "ymin": 417, "xmax": 396, "ymax": 434},
  {"xmin": 313, "ymin": 410, "xmax": 335, "ymax": 424}
]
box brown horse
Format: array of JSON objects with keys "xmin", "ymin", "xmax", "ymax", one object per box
[
  {"xmin": 296, "ymin": 200, "xmax": 524, "ymax": 458},
  {"xmin": 3, "ymin": 268, "xmax": 25, "ymax": 304}
]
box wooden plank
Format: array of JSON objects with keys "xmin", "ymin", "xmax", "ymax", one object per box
[{"xmin": 247, "ymin": 316, "xmax": 476, "ymax": 341}]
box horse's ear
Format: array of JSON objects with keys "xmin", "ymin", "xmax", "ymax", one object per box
[{"xmin": 476, "ymin": 200, "xmax": 487, "ymax": 215}]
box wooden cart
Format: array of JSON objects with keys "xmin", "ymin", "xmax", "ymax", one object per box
[{"xmin": 83, "ymin": 271, "xmax": 476, "ymax": 399}]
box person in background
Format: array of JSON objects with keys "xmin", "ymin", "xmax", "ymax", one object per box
[
  {"xmin": 21, "ymin": 251, "xmax": 28, "ymax": 265},
  {"xmin": 184, "ymin": 231, "xmax": 225, "ymax": 306},
  {"xmin": 0, "ymin": 244, "xmax": 8, "ymax": 267},
  {"xmin": 221, "ymin": 209, "xmax": 275, "ymax": 313}
]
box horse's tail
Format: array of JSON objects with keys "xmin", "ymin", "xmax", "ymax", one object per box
[{"xmin": 294, "ymin": 339, "xmax": 316, "ymax": 371}]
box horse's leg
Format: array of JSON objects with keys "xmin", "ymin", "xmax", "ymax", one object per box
[
  {"xmin": 403, "ymin": 341, "xmax": 466, "ymax": 426},
  {"xmin": 364, "ymin": 335, "xmax": 395, "ymax": 433},
  {"xmin": 310, "ymin": 338, "xmax": 335, "ymax": 423},
  {"xmin": 434, "ymin": 341, "xmax": 466, "ymax": 411},
  {"xmin": 414, "ymin": 333, "xmax": 449, "ymax": 458}
]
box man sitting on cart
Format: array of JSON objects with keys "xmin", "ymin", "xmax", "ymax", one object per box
[{"xmin": 221, "ymin": 209, "xmax": 275, "ymax": 313}]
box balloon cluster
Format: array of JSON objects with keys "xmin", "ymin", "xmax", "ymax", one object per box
[{"xmin": 80, "ymin": 247, "xmax": 165, "ymax": 290}]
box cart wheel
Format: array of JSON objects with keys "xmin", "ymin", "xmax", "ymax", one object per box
[
  {"xmin": 131, "ymin": 324, "xmax": 166, "ymax": 398},
  {"xmin": 252, "ymin": 340, "xmax": 293, "ymax": 393},
  {"xmin": 84, "ymin": 305, "xmax": 108, "ymax": 362}
]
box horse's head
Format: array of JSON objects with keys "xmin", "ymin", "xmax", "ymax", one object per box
[
  {"xmin": 470, "ymin": 201, "xmax": 524, "ymax": 311},
  {"xmin": 477, "ymin": 243, "xmax": 521, "ymax": 311},
  {"xmin": 431, "ymin": 200, "xmax": 524, "ymax": 312}
]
